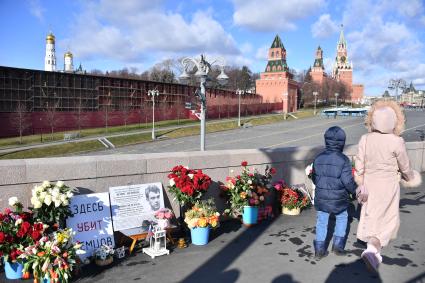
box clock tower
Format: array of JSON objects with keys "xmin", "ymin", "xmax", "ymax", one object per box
[{"xmin": 332, "ymin": 25, "xmax": 352, "ymax": 88}]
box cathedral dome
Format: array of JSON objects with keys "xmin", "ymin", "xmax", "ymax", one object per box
[
  {"xmin": 46, "ymin": 33, "xmax": 55, "ymax": 42},
  {"xmin": 64, "ymin": 51, "xmax": 73, "ymax": 57}
]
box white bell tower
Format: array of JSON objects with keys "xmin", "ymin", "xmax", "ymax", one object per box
[
  {"xmin": 64, "ymin": 51, "xmax": 74, "ymax": 72},
  {"xmin": 45, "ymin": 32, "xmax": 57, "ymax": 71}
]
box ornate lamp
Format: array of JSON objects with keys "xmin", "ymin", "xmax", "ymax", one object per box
[{"xmin": 142, "ymin": 225, "xmax": 170, "ymax": 258}]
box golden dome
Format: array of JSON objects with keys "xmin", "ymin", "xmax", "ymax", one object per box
[
  {"xmin": 64, "ymin": 51, "xmax": 73, "ymax": 57},
  {"xmin": 46, "ymin": 33, "xmax": 55, "ymax": 42}
]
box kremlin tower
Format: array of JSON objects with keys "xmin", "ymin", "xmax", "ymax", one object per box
[
  {"xmin": 310, "ymin": 46, "xmax": 325, "ymax": 85},
  {"xmin": 255, "ymin": 35, "xmax": 298, "ymax": 113},
  {"xmin": 44, "ymin": 32, "xmax": 57, "ymax": 71},
  {"xmin": 64, "ymin": 51, "xmax": 74, "ymax": 72}
]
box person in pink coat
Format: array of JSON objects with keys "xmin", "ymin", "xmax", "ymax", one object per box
[{"xmin": 354, "ymin": 99, "xmax": 422, "ymax": 273}]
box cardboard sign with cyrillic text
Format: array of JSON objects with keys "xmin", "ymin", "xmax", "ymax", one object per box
[{"xmin": 66, "ymin": 193, "xmax": 115, "ymax": 260}]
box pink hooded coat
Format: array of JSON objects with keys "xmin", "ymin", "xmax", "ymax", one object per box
[{"xmin": 355, "ymin": 100, "xmax": 421, "ymax": 247}]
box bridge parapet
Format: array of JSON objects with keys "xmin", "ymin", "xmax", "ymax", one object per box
[{"xmin": 0, "ymin": 142, "xmax": 423, "ymax": 215}]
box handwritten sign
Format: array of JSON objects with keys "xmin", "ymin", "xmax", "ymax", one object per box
[
  {"xmin": 66, "ymin": 193, "xmax": 115, "ymax": 260},
  {"xmin": 109, "ymin": 182, "xmax": 165, "ymax": 232}
]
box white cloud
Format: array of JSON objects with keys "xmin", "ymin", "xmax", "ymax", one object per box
[
  {"xmin": 336, "ymin": 0, "xmax": 425, "ymax": 93},
  {"xmin": 255, "ymin": 45, "xmax": 269, "ymax": 61},
  {"xmin": 398, "ymin": 0, "xmax": 424, "ymax": 17},
  {"xmin": 311, "ymin": 14, "xmax": 339, "ymax": 39},
  {"xmin": 232, "ymin": 0, "xmax": 325, "ymax": 31},
  {"xmin": 28, "ymin": 0, "xmax": 45, "ymax": 22},
  {"xmin": 65, "ymin": 0, "xmax": 240, "ymax": 64}
]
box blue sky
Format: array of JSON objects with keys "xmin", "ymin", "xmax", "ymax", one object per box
[{"xmin": 1, "ymin": 0, "xmax": 425, "ymax": 95}]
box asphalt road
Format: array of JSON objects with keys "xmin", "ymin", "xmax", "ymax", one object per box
[{"xmin": 88, "ymin": 110, "xmax": 425, "ymax": 155}]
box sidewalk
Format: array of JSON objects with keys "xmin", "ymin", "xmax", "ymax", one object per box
[
  {"xmin": 79, "ymin": 174, "xmax": 424, "ymax": 283},
  {"xmin": 2, "ymin": 174, "xmax": 423, "ymax": 283}
]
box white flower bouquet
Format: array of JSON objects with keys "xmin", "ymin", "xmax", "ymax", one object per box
[{"xmin": 30, "ymin": 180, "xmax": 74, "ymax": 230}]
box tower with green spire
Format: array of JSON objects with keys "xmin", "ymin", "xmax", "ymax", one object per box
[
  {"xmin": 311, "ymin": 46, "xmax": 325, "ymax": 85},
  {"xmin": 264, "ymin": 34, "xmax": 290, "ymax": 73},
  {"xmin": 332, "ymin": 24, "xmax": 353, "ymax": 87},
  {"xmin": 255, "ymin": 34, "xmax": 298, "ymax": 113}
]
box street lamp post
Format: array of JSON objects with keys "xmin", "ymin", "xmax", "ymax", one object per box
[
  {"xmin": 388, "ymin": 78, "xmax": 407, "ymax": 103},
  {"xmin": 236, "ymin": 89, "xmax": 245, "ymax": 127},
  {"xmin": 335, "ymin": 93, "xmax": 339, "ymax": 108},
  {"xmin": 179, "ymin": 54, "xmax": 228, "ymax": 151},
  {"xmin": 147, "ymin": 89, "xmax": 159, "ymax": 140},
  {"xmin": 312, "ymin": 91, "xmax": 318, "ymax": 115}
]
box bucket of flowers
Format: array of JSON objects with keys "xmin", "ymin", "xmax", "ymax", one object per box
[
  {"xmin": 20, "ymin": 228, "xmax": 83, "ymax": 283},
  {"xmin": 154, "ymin": 208, "xmax": 174, "ymax": 229},
  {"xmin": 94, "ymin": 245, "xmax": 115, "ymax": 266},
  {"xmin": 30, "ymin": 181, "xmax": 74, "ymax": 232},
  {"xmin": 221, "ymin": 161, "xmax": 276, "ymax": 226},
  {"xmin": 278, "ymin": 185, "xmax": 311, "ymax": 215},
  {"xmin": 184, "ymin": 199, "xmax": 220, "ymax": 246},
  {"xmin": 0, "ymin": 197, "xmax": 45, "ymax": 280},
  {"xmin": 167, "ymin": 165, "xmax": 212, "ymax": 207}
]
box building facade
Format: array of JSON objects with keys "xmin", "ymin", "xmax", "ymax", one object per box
[{"xmin": 255, "ymin": 35, "xmax": 299, "ymax": 113}]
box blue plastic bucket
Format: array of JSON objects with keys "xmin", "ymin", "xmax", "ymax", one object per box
[
  {"xmin": 243, "ymin": 206, "xmax": 258, "ymax": 225},
  {"xmin": 191, "ymin": 227, "xmax": 210, "ymax": 245},
  {"xmin": 4, "ymin": 261, "xmax": 24, "ymax": 279}
]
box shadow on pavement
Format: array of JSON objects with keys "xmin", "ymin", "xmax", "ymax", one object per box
[
  {"xmin": 271, "ymin": 273, "xmax": 302, "ymax": 283},
  {"xmin": 324, "ymin": 259, "xmax": 383, "ymax": 283}
]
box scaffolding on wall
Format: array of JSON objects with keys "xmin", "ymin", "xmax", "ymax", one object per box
[{"xmin": 0, "ymin": 66, "xmax": 198, "ymax": 113}]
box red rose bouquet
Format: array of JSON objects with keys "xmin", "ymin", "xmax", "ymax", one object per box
[
  {"xmin": 167, "ymin": 165, "xmax": 212, "ymax": 206},
  {"xmin": 0, "ymin": 197, "xmax": 45, "ymax": 263}
]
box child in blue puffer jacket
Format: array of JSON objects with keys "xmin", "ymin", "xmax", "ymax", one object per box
[{"xmin": 312, "ymin": 126, "xmax": 357, "ymax": 258}]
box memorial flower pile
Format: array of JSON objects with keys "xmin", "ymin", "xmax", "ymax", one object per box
[
  {"xmin": 279, "ymin": 186, "xmax": 311, "ymax": 210},
  {"xmin": 0, "ymin": 197, "xmax": 45, "ymax": 263},
  {"xmin": 221, "ymin": 161, "xmax": 276, "ymax": 217},
  {"xmin": 167, "ymin": 165, "xmax": 212, "ymax": 206},
  {"xmin": 30, "ymin": 180, "xmax": 74, "ymax": 229},
  {"xmin": 95, "ymin": 245, "xmax": 114, "ymax": 261},
  {"xmin": 21, "ymin": 228, "xmax": 83, "ymax": 283},
  {"xmin": 184, "ymin": 200, "xmax": 220, "ymax": 229}
]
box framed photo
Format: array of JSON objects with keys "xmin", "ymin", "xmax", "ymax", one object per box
[{"xmin": 109, "ymin": 182, "xmax": 165, "ymax": 232}]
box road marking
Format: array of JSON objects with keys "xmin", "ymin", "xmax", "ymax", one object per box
[
  {"xmin": 207, "ymin": 118, "xmax": 362, "ymax": 149},
  {"xmin": 263, "ymin": 122, "xmax": 364, "ymax": 148},
  {"xmin": 403, "ymin": 123, "xmax": 425, "ymax": 132}
]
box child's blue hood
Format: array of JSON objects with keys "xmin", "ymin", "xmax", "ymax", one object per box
[{"xmin": 324, "ymin": 126, "xmax": 346, "ymax": 152}]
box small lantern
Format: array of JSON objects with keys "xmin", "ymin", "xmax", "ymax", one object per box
[{"xmin": 142, "ymin": 225, "xmax": 170, "ymax": 258}]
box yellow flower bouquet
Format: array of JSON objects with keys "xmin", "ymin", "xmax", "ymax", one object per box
[
  {"xmin": 184, "ymin": 200, "xmax": 220, "ymax": 245},
  {"xmin": 184, "ymin": 199, "xmax": 220, "ymax": 229}
]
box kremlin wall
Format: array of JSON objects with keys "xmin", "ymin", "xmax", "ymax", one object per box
[{"xmin": 0, "ymin": 28, "xmax": 363, "ymax": 138}]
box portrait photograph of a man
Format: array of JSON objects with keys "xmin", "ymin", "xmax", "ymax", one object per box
[{"xmin": 109, "ymin": 182, "xmax": 165, "ymax": 231}]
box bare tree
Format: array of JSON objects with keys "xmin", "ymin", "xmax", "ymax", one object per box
[
  {"xmin": 45, "ymin": 101, "xmax": 61, "ymax": 140},
  {"xmin": 101, "ymin": 93, "xmax": 113, "ymax": 133},
  {"xmin": 10, "ymin": 102, "xmax": 31, "ymax": 144},
  {"xmin": 120, "ymin": 100, "xmax": 131, "ymax": 128},
  {"xmin": 74, "ymin": 98, "xmax": 90, "ymax": 136}
]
